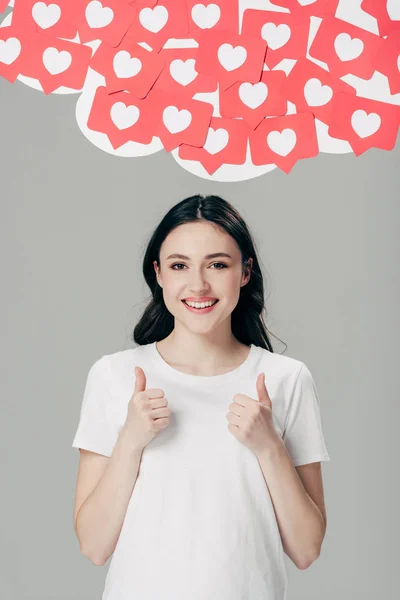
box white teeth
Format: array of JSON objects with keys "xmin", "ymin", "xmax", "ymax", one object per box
[{"xmin": 184, "ymin": 300, "xmax": 217, "ymax": 309}]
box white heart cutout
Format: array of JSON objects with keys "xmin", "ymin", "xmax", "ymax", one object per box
[
  {"xmin": 239, "ymin": 82, "xmax": 268, "ymax": 109},
  {"xmin": 85, "ymin": 1, "xmax": 114, "ymax": 29},
  {"xmin": 42, "ymin": 47, "xmax": 72, "ymax": 74},
  {"xmin": 32, "ymin": 2, "xmax": 61, "ymax": 29},
  {"xmin": 191, "ymin": 3, "xmax": 221, "ymax": 29},
  {"xmin": 261, "ymin": 23, "xmax": 291, "ymax": 50},
  {"xmin": 351, "ymin": 110, "xmax": 381, "ymax": 138},
  {"xmin": 110, "ymin": 102, "xmax": 140, "ymax": 130},
  {"xmin": 217, "ymin": 43, "xmax": 247, "ymax": 71},
  {"xmin": 203, "ymin": 127, "xmax": 229, "ymax": 154},
  {"xmin": 387, "ymin": 0, "xmax": 400, "ymax": 20},
  {"xmin": 297, "ymin": 0, "xmax": 318, "ymax": 6},
  {"xmin": 170, "ymin": 59, "xmax": 198, "ymax": 86},
  {"xmin": 397, "ymin": 54, "xmax": 400, "ymax": 72},
  {"xmin": 163, "ymin": 106, "xmax": 192, "ymax": 133},
  {"xmin": 0, "ymin": 37, "xmax": 21, "ymax": 65},
  {"xmin": 139, "ymin": 6, "xmax": 169, "ymax": 33},
  {"xmin": 113, "ymin": 51, "xmax": 142, "ymax": 78},
  {"xmin": 304, "ymin": 78, "xmax": 333, "ymax": 107},
  {"xmin": 334, "ymin": 33, "xmax": 364, "ymax": 62},
  {"xmin": 267, "ymin": 129, "xmax": 297, "ymax": 156}
]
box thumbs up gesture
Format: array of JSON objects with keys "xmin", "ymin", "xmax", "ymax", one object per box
[
  {"xmin": 226, "ymin": 373, "xmax": 281, "ymax": 457},
  {"xmin": 125, "ymin": 366, "xmax": 171, "ymax": 451}
]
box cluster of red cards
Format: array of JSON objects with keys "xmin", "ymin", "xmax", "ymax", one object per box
[{"xmin": 0, "ymin": 0, "xmax": 400, "ymax": 174}]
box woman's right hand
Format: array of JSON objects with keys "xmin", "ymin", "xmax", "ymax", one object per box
[{"xmin": 124, "ymin": 366, "xmax": 171, "ymax": 450}]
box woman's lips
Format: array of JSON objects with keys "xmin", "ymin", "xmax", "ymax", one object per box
[{"xmin": 182, "ymin": 299, "xmax": 219, "ymax": 314}]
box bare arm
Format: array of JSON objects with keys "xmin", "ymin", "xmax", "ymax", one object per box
[{"xmin": 75, "ymin": 424, "xmax": 144, "ymax": 566}]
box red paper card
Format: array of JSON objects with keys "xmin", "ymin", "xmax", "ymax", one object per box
[
  {"xmin": 284, "ymin": 57, "xmax": 356, "ymax": 124},
  {"xmin": 178, "ymin": 116, "xmax": 249, "ymax": 175},
  {"xmin": 124, "ymin": 0, "xmax": 189, "ymax": 53},
  {"xmin": 87, "ymin": 86, "xmax": 153, "ymax": 149},
  {"xmin": 241, "ymin": 9, "xmax": 309, "ymax": 70},
  {"xmin": 12, "ymin": 0, "xmax": 78, "ymax": 39},
  {"xmin": 90, "ymin": 40, "xmax": 165, "ymax": 98},
  {"xmin": 0, "ymin": 0, "xmax": 9, "ymax": 13},
  {"xmin": 73, "ymin": 0, "xmax": 137, "ymax": 46},
  {"xmin": 361, "ymin": 0, "xmax": 400, "ymax": 37},
  {"xmin": 219, "ymin": 70, "xmax": 287, "ymax": 129},
  {"xmin": 374, "ymin": 31, "xmax": 400, "ymax": 95},
  {"xmin": 145, "ymin": 88, "xmax": 213, "ymax": 151},
  {"xmin": 249, "ymin": 112, "xmax": 319, "ymax": 173},
  {"xmin": 309, "ymin": 16, "xmax": 383, "ymax": 79},
  {"xmin": 0, "ymin": 22, "xmax": 38, "ymax": 83},
  {"xmin": 195, "ymin": 28, "xmax": 267, "ymax": 91},
  {"xmin": 186, "ymin": 0, "xmax": 239, "ymax": 40},
  {"xmin": 266, "ymin": 0, "xmax": 339, "ymax": 18},
  {"xmin": 152, "ymin": 47, "xmax": 217, "ymax": 97},
  {"xmin": 328, "ymin": 92, "xmax": 400, "ymax": 156}
]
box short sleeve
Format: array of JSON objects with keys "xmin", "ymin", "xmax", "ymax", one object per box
[
  {"xmin": 282, "ymin": 363, "xmax": 331, "ymax": 467},
  {"xmin": 71, "ymin": 356, "xmax": 119, "ymax": 457}
]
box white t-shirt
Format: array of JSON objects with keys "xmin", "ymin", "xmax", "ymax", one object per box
[{"xmin": 72, "ymin": 342, "xmax": 330, "ymax": 600}]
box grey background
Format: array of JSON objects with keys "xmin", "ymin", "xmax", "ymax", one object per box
[{"xmin": 1, "ymin": 69, "xmax": 399, "ymax": 599}]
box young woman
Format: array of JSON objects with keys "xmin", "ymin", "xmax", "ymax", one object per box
[{"xmin": 72, "ymin": 194, "xmax": 330, "ymax": 600}]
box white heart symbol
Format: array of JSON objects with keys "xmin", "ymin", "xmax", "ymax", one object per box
[
  {"xmin": 110, "ymin": 102, "xmax": 140, "ymax": 129},
  {"xmin": 304, "ymin": 78, "xmax": 333, "ymax": 107},
  {"xmin": 85, "ymin": 1, "xmax": 114, "ymax": 29},
  {"xmin": 163, "ymin": 106, "xmax": 192, "ymax": 133},
  {"xmin": 191, "ymin": 3, "xmax": 221, "ymax": 29},
  {"xmin": 397, "ymin": 54, "xmax": 400, "ymax": 72},
  {"xmin": 267, "ymin": 129, "xmax": 297, "ymax": 156},
  {"xmin": 42, "ymin": 47, "xmax": 72, "ymax": 74},
  {"xmin": 203, "ymin": 127, "xmax": 229, "ymax": 154},
  {"xmin": 170, "ymin": 59, "xmax": 198, "ymax": 86},
  {"xmin": 139, "ymin": 6, "xmax": 169, "ymax": 33},
  {"xmin": 261, "ymin": 23, "xmax": 291, "ymax": 50},
  {"xmin": 0, "ymin": 37, "xmax": 21, "ymax": 65},
  {"xmin": 334, "ymin": 33, "xmax": 364, "ymax": 62},
  {"xmin": 113, "ymin": 51, "xmax": 142, "ymax": 78},
  {"xmin": 32, "ymin": 3, "xmax": 61, "ymax": 29},
  {"xmin": 239, "ymin": 82, "xmax": 268, "ymax": 109},
  {"xmin": 217, "ymin": 43, "xmax": 247, "ymax": 71},
  {"xmin": 351, "ymin": 110, "xmax": 381, "ymax": 138},
  {"xmin": 297, "ymin": 0, "xmax": 318, "ymax": 6},
  {"xmin": 387, "ymin": 0, "xmax": 400, "ymax": 20}
]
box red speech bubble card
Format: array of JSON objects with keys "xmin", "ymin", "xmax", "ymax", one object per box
[
  {"xmin": 266, "ymin": 0, "xmax": 339, "ymax": 18},
  {"xmin": 0, "ymin": 21, "xmax": 38, "ymax": 83},
  {"xmin": 241, "ymin": 9, "xmax": 309, "ymax": 70},
  {"xmin": 374, "ymin": 31, "xmax": 400, "ymax": 95},
  {"xmin": 178, "ymin": 116, "xmax": 250, "ymax": 174},
  {"xmin": 284, "ymin": 57, "xmax": 356, "ymax": 124},
  {"xmin": 152, "ymin": 47, "xmax": 217, "ymax": 97},
  {"xmin": 87, "ymin": 86, "xmax": 153, "ymax": 149},
  {"xmin": 187, "ymin": 0, "xmax": 239, "ymax": 40},
  {"xmin": 145, "ymin": 88, "xmax": 214, "ymax": 151},
  {"xmin": 195, "ymin": 28, "xmax": 267, "ymax": 91},
  {"xmin": 0, "ymin": 0, "xmax": 9, "ymax": 13},
  {"xmin": 249, "ymin": 112, "xmax": 319, "ymax": 173},
  {"xmin": 309, "ymin": 15, "xmax": 383, "ymax": 79},
  {"xmin": 12, "ymin": 0, "xmax": 78, "ymax": 39},
  {"xmin": 219, "ymin": 70, "xmax": 287, "ymax": 129},
  {"xmin": 361, "ymin": 0, "xmax": 400, "ymax": 37},
  {"xmin": 328, "ymin": 92, "xmax": 400, "ymax": 155},
  {"xmin": 73, "ymin": 0, "xmax": 137, "ymax": 46},
  {"xmin": 124, "ymin": 0, "xmax": 189, "ymax": 53},
  {"xmin": 90, "ymin": 40, "xmax": 165, "ymax": 98}
]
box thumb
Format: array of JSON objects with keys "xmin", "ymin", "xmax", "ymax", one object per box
[
  {"xmin": 256, "ymin": 372, "xmax": 271, "ymax": 407},
  {"xmin": 134, "ymin": 365, "xmax": 147, "ymax": 395}
]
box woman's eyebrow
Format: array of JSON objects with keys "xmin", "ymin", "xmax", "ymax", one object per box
[{"xmin": 165, "ymin": 253, "xmax": 233, "ymax": 260}]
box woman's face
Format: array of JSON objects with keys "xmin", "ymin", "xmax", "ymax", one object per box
[{"xmin": 154, "ymin": 221, "xmax": 252, "ymax": 333}]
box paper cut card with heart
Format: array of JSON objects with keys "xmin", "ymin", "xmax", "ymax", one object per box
[
  {"xmin": 361, "ymin": 0, "xmax": 400, "ymax": 37},
  {"xmin": 152, "ymin": 48, "xmax": 217, "ymax": 97},
  {"xmin": 328, "ymin": 92, "xmax": 400, "ymax": 156},
  {"xmin": 0, "ymin": 22, "xmax": 37, "ymax": 83},
  {"xmin": 249, "ymin": 112, "xmax": 319, "ymax": 173},
  {"xmin": 187, "ymin": 0, "xmax": 239, "ymax": 40},
  {"xmin": 145, "ymin": 88, "xmax": 214, "ymax": 151},
  {"xmin": 309, "ymin": 16, "xmax": 384, "ymax": 79},
  {"xmin": 178, "ymin": 116, "xmax": 249, "ymax": 174},
  {"xmin": 195, "ymin": 28, "xmax": 267, "ymax": 91},
  {"xmin": 90, "ymin": 41, "xmax": 165, "ymax": 98},
  {"xmin": 267, "ymin": 0, "xmax": 339, "ymax": 18},
  {"xmin": 87, "ymin": 86, "xmax": 153, "ymax": 149},
  {"xmin": 374, "ymin": 31, "xmax": 400, "ymax": 96},
  {"xmin": 219, "ymin": 70, "xmax": 287, "ymax": 129},
  {"xmin": 73, "ymin": 0, "xmax": 137, "ymax": 46},
  {"xmin": 13, "ymin": 0, "xmax": 78, "ymax": 39},
  {"xmin": 241, "ymin": 9, "xmax": 309, "ymax": 70}
]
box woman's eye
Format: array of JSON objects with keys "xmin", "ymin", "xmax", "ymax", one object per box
[{"xmin": 170, "ymin": 263, "xmax": 227, "ymax": 270}]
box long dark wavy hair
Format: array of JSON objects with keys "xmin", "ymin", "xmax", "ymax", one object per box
[{"xmin": 132, "ymin": 194, "xmax": 286, "ymax": 354}]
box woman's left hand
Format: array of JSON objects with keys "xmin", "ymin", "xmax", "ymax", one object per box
[{"xmin": 226, "ymin": 372, "xmax": 282, "ymax": 456}]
